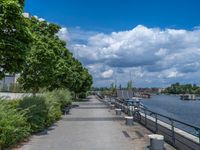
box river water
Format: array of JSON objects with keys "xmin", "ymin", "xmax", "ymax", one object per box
[{"xmin": 141, "ymin": 95, "xmax": 200, "ymax": 134}]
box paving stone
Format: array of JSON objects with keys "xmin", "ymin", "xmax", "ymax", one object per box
[{"xmin": 16, "ymin": 96, "xmax": 175, "ymax": 150}]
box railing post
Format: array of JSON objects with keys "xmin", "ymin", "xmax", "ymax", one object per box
[
  {"xmin": 145, "ymin": 110, "xmax": 147, "ymax": 126},
  {"xmin": 170, "ymin": 119, "xmax": 175, "ymax": 146},
  {"xmin": 114, "ymin": 98, "xmax": 116, "ymax": 107},
  {"xmin": 198, "ymin": 129, "xmax": 200, "ymax": 149},
  {"xmin": 122, "ymin": 103, "xmax": 124, "ymax": 112},
  {"xmin": 131, "ymin": 101, "xmax": 133, "ymax": 114},
  {"xmin": 198, "ymin": 129, "xmax": 200, "ymax": 150},
  {"xmin": 197, "ymin": 128, "xmax": 200, "ymax": 150},
  {"xmin": 155, "ymin": 114, "xmax": 158, "ymax": 133}
]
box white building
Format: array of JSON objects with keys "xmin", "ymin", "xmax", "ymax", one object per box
[{"xmin": 0, "ymin": 75, "xmax": 19, "ymax": 91}]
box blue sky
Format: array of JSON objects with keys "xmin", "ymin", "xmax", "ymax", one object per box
[
  {"xmin": 25, "ymin": 0, "xmax": 200, "ymax": 31},
  {"xmin": 25, "ymin": 0, "xmax": 200, "ymax": 87}
]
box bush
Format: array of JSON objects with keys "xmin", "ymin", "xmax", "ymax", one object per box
[
  {"xmin": 43, "ymin": 94, "xmax": 61, "ymax": 126},
  {"xmin": 78, "ymin": 92, "xmax": 87, "ymax": 99},
  {"xmin": 17, "ymin": 89, "xmax": 72, "ymax": 132},
  {"xmin": 45, "ymin": 89, "xmax": 72, "ymax": 110},
  {"xmin": 18, "ymin": 96, "xmax": 48, "ymax": 132},
  {"xmin": 0, "ymin": 89, "xmax": 72, "ymax": 149},
  {"xmin": 0, "ymin": 100, "xmax": 30, "ymax": 149}
]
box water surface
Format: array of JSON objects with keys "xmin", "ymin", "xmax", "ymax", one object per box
[{"xmin": 141, "ymin": 95, "xmax": 200, "ymax": 134}]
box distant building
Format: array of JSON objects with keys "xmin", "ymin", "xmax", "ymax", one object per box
[
  {"xmin": 134, "ymin": 87, "xmax": 165, "ymax": 93},
  {"xmin": 0, "ymin": 75, "xmax": 19, "ymax": 91},
  {"xmin": 158, "ymin": 88, "xmax": 165, "ymax": 93}
]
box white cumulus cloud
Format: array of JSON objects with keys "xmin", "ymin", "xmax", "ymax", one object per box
[
  {"xmin": 57, "ymin": 27, "xmax": 70, "ymax": 42},
  {"xmin": 101, "ymin": 69, "xmax": 114, "ymax": 78},
  {"xmin": 58, "ymin": 25, "xmax": 200, "ymax": 87}
]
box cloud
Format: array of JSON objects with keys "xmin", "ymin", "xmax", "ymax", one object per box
[
  {"xmin": 57, "ymin": 27, "xmax": 70, "ymax": 41},
  {"xmin": 101, "ymin": 69, "xmax": 114, "ymax": 79},
  {"xmin": 33, "ymin": 15, "xmax": 45, "ymax": 22},
  {"xmin": 58, "ymin": 25, "xmax": 200, "ymax": 87}
]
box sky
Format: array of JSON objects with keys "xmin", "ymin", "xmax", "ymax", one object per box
[{"xmin": 25, "ymin": 0, "xmax": 200, "ymax": 87}]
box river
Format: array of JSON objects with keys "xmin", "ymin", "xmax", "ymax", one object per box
[{"xmin": 141, "ymin": 95, "xmax": 200, "ymax": 134}]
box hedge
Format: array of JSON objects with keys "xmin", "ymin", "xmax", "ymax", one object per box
[{"xmin": 0, "ymin": 89, "xmax": 72, "ymax": 149}]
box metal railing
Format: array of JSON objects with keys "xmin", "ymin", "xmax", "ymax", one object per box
[{"xmin": 114, "ymin": 98, "xmax": 200, "ymax": 150}]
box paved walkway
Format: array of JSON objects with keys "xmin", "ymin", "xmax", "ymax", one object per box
[{"xmin": 16, "ymin": 96, "xmax": 175, "ymax": 150}]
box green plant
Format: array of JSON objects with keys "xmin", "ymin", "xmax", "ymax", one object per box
[
  {"xmin": 18, "ymin": 96, "xmax": 48, "ymax": 132},
  {"xmin": 78, "ymin": 92, "xmax": 87, "ymax": 99},
  {"xmin": 0, "ymin": 100, "xmax": 30, "ymax": 149},
  {"xmin": 9, "ymin": 83, "xmax": 25, "ymax": 93},
  {"xmin": 45, "ymin": 89, "xmax": 72, "ymax": 109},
  {"xmin": 0, "ymin": 89, "xmax": 73, "ymax": 149},
  {"xmin": 0, "ymin": 0, "xmax": 32, "ymax": 79},
  {"xmin": 43, "ymin": 93, "xmax": 62, "ymax": 126}
]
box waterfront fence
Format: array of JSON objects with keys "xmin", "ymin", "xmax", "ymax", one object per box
[{"xmin": 114, "ymin": 98, "xmax": 200, "ymax": 150}]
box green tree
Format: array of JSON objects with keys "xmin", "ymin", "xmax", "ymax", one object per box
[
  {"xmin": 18, "ymin": 18, "xmax": 62, "ymax": 93},
  {"xmin": 164, "ymin": 82, "xmax": 200, "ymax": 95},
  {"xmin": 127, "ymin": 80, "xmax": 133, "ymax": 90},
  {"xmin": 19, "ymin": 17, "xmax": 93, "ymax": 96},
  {"xmin": 68, "ymin": 59, "xmax": 93, "ymax": 99},
  {"xmin": 0, "ymin": 0, "xmax": 32, "ymax": 79}
]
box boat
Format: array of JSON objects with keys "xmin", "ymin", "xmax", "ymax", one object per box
[
  {"xmin": 134, "ymin": 93, "xmax": 151, "ymax": 99},
  {"xmin": 180, "ymin": 94, "xmax": 196, "ymax": 100}
]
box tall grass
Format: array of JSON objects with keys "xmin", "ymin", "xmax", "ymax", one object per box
[
  {"xmin": 18, "ymin": 96, "xmax": 49, "ymax": 132},
  {"xmin": 44, "ymin": 89, "xmax": 72, "ymax": 110},
  {"xmin": 0, "ymin": 100, "xmax": 30, "ymax": 149},
  {"xmin": 0, "ymin": 89, "xmax": 72, "ymax": 149}
]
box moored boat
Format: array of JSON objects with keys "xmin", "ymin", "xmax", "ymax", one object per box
[{"xmin": 180, "ymin": 94, "xmax": 196, "ymax": 100}]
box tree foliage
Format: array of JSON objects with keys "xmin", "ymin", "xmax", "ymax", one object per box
[
  {"xmin": 164, "ymin": 82, "xmax": 200, "ymax": 95},
  {"xmin": 0, "ymin": 0, "xmax": 32, "ymax": 79},
  {"xmin": 18, "ymin": 17, "xmax": 93, "ymax": 97},
  {"xmin": 0, "ymin": 0, "xmax": 92, "ymax": 97},
  {"xmin": 127, "ymin": 80, "xmax": 133, "ymax": 90},
  {"xmin": 18, "ymin": 18, "xmax": 61, "ymax": 93}
]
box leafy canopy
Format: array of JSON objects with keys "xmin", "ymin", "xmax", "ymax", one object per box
[
  {"xmin": 0, "ymin": 0, "xmax": 32, "ymax": 79},
  {"xmin": 19, "ymin": 17, "xmax": 93, "ymax": 97}
]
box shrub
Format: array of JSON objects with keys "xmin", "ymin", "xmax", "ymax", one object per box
[
  {"xmin": 43, "ymin": 93, "xmax": 61, "ymax": 126},
  {"xmin": 0, "ymin": 89, "xmax": 72, "ymax": 149},
  {"xmin": 0, "ymin": 100, "xmax": 30, "ymax": 149},
  {"xmin": 45, "ymin": 89, "xmax": 72, "ymax": 110},
  {"xmin": 18, "ymin": 96, "xmax": 48, "ymax": 132},
  {"xmin": 78, "ymin": 92, "xmax": 87, "ymax": 99}
]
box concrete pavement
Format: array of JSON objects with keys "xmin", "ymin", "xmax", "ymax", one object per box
[{"xmin": 16, "ymin": 96, "xmax": 175, "ymax": 150}]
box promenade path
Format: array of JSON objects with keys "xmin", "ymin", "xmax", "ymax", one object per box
[{"xmin": 17, "ymin": 96, "xmax": 175, "ymax": 150}]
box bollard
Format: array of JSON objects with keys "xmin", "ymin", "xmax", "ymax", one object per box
[
  {"xmin": 125, "ymin": 116, "xmax": 133, "ymax": 125},
  {"xmin": 124, "ymin": 106, "xmax": 128, "ymax": 114},
  {"xmin": 148, "ymin": 134, "xmax": 164, "ymax": 150},
  {"xmin": 115, "ymin": 108, "xmax": 121, "ymax": 115},
  {"xmin": 110, "ymin": 104, "xmax": 115, "ymax": 109}
]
